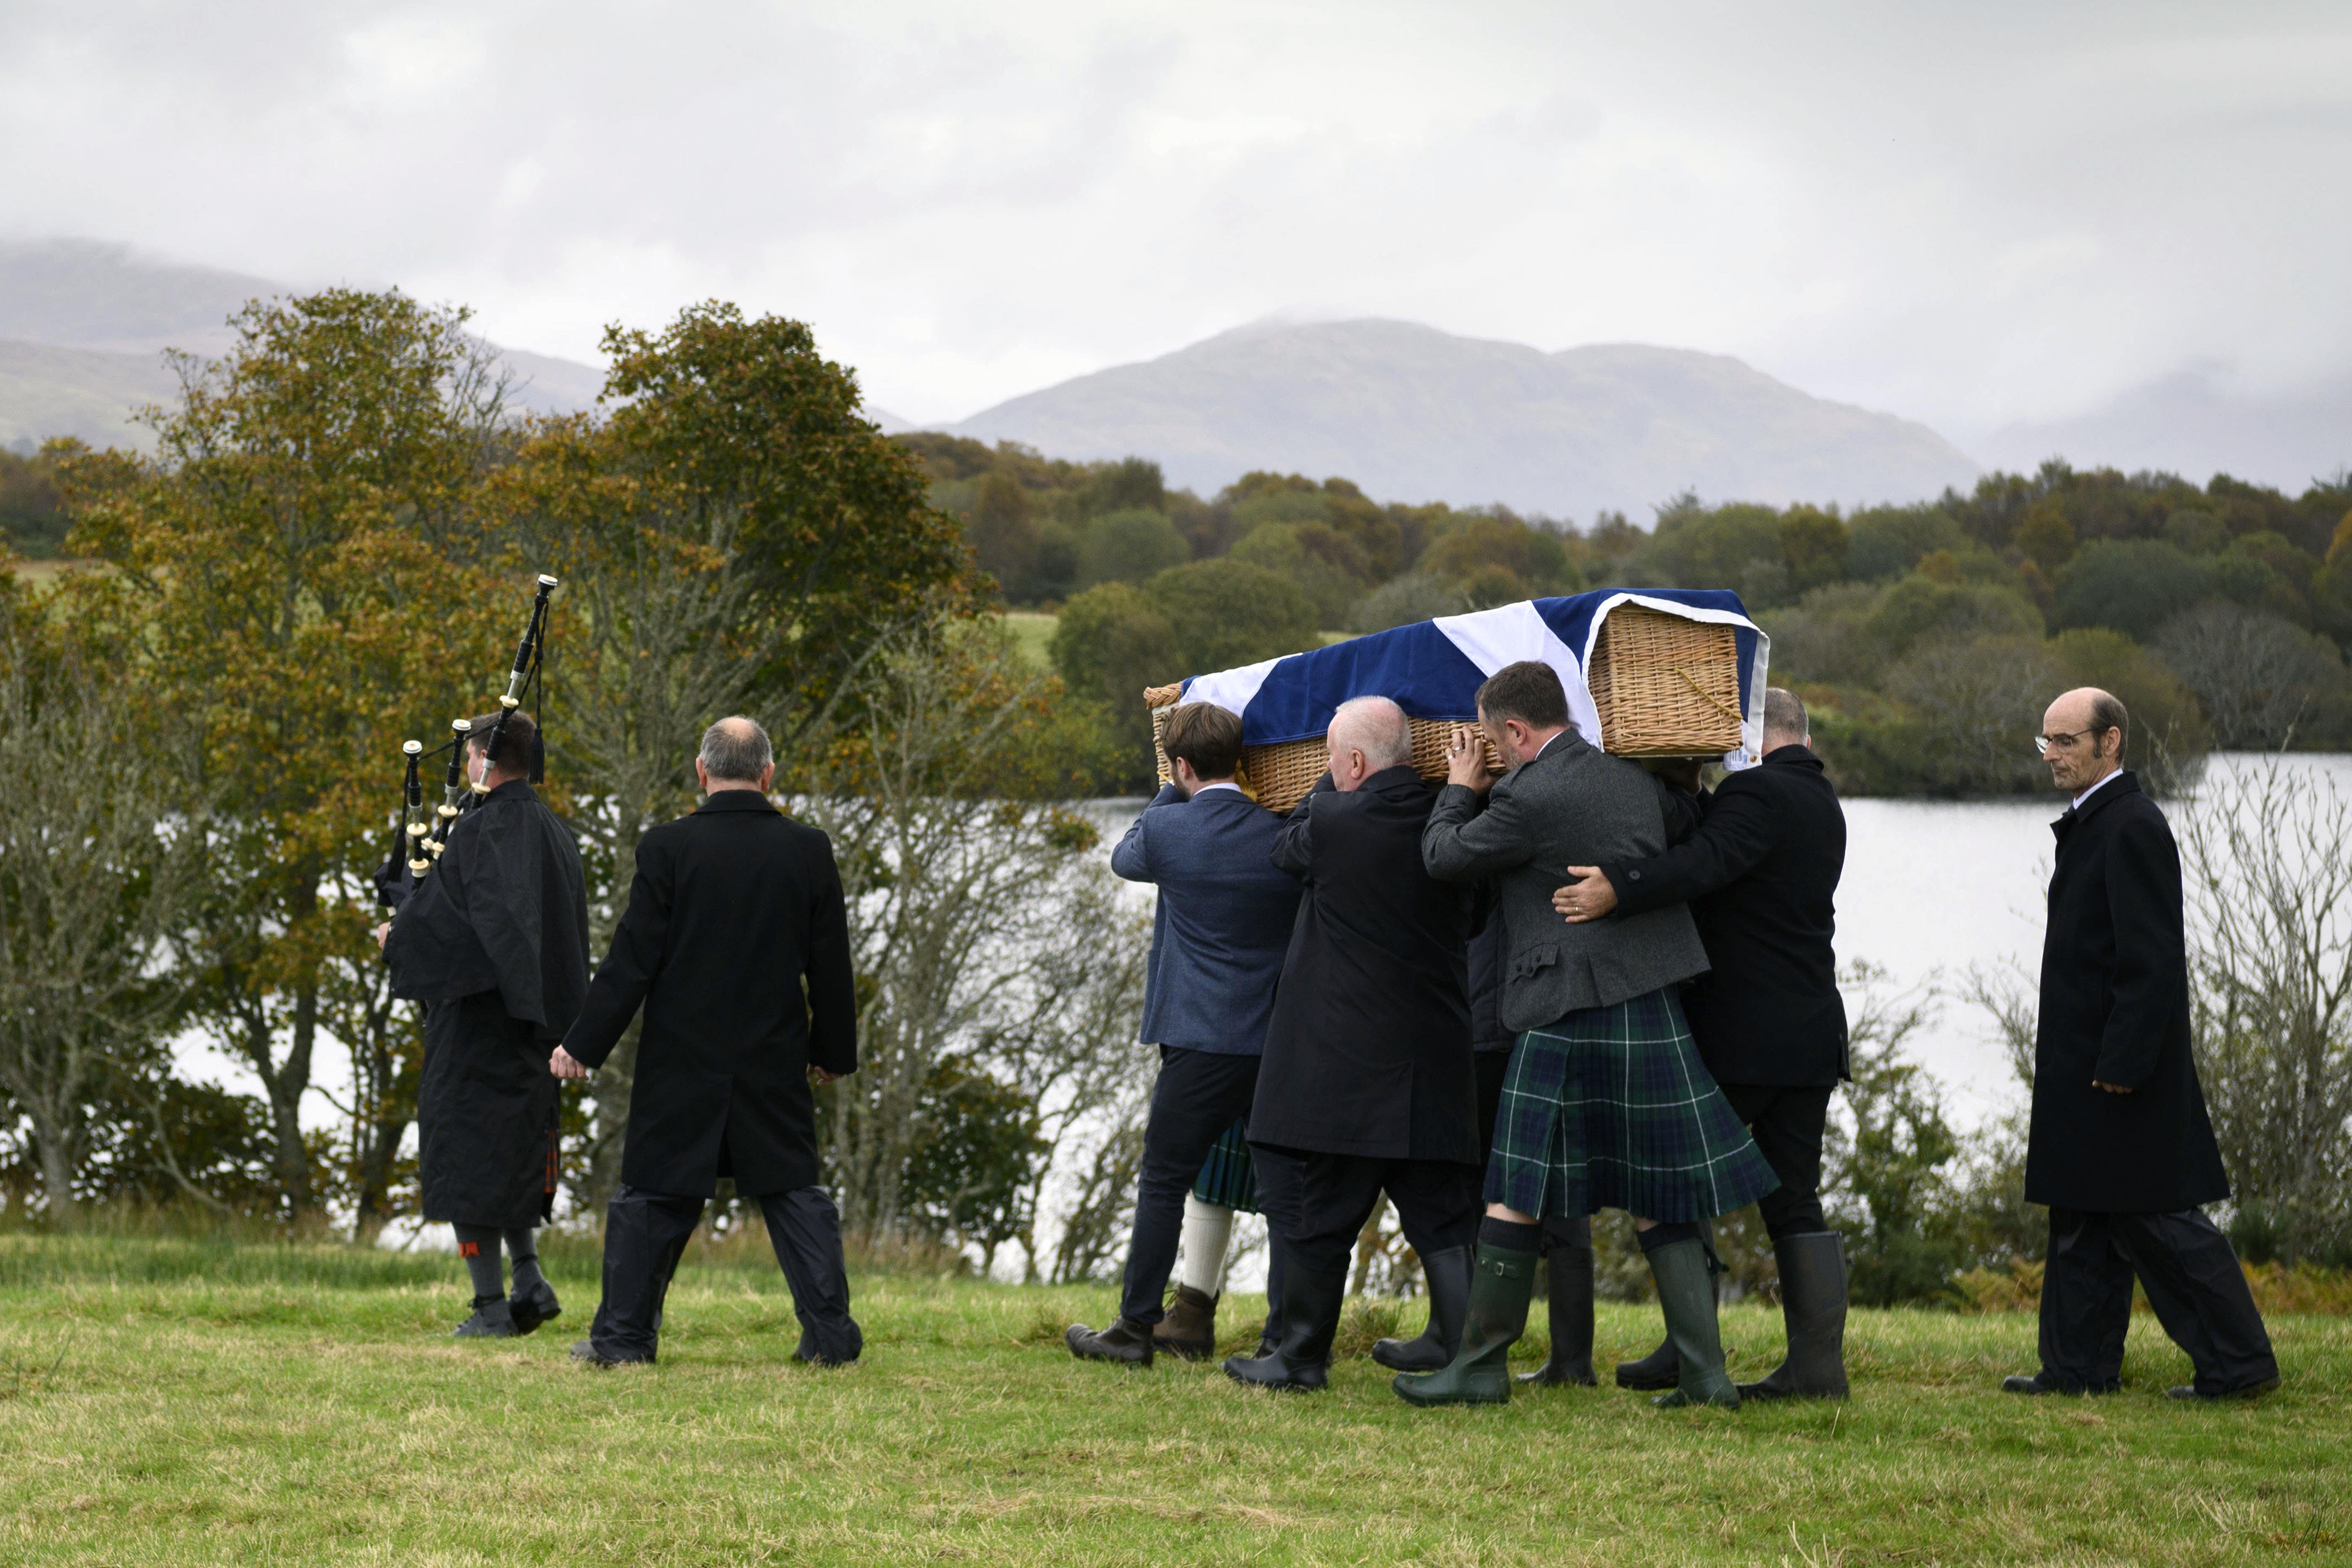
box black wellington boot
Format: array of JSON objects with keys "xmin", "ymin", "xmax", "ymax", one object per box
[
  {"xmin": 1223, "ymin": 1241, "xmax": 1339, "ymax": 1392},
  {"xmin": 1518, "ymin": 1244, "xmax": 1598, "ymax": 1386},
  {"xmin": 1615, "ymin": 1335, "xmax": 1678, "ymax": 1390},
  {"xmin": 1153, "ymin": 1285, "xmax": 1218, "ymax": 1362},
  {"xmin": 1372, "ymin": 1247, "xmax": 1472, "ymax": 1373},
  {"xmin": 1738, "ymin": 1232, "xmax": 1850, "ymax": 1401},
  {"xmin": 1647, "ymin": 1238, "xmax": 1738, "ymax": 1409},
  {"xmin": 452, "ymin": 1296, "xmax": 518, "ymax": 1338},
  {"xmin": 508, "ymin": 1277, "xmax": 563, "ymax": 1337},
  {"xmin": 1391, "ymin": 1241, "xmax": 1537, "ymax": 1408}
]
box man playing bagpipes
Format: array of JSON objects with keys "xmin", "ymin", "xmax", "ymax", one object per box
[{"xmin": 379, "ymin": 703, "xmax": 592, "ymax": 1338}]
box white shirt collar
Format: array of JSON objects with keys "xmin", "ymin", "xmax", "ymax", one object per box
[
  {"xmin": 2072, "ymin": 768, "xmax": 2123, "ymax": 810},
  {"xmin": 1192, "ymin": 780, "xmax": 1242, "ymax": 797},
  {"xmin": 1533, "ymin": 729, "xmax": 1570, "ymax": 760}
]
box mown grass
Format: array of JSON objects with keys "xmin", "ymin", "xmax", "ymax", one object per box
[{"xmin": 0, "ymin": 1235, "xmax": 2346, "ymax": 1565}]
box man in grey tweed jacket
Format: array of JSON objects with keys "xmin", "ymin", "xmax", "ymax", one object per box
[{"xmin": 1399, "ymin": 659, "xmax": 1776, "ymax": 1410}]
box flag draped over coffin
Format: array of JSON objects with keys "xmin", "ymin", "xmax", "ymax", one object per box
[{"xmin": 1177, "ymin": 589, "xmax": 1774, "ymax": 769}]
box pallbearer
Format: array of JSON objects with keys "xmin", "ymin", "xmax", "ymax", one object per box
[
  {"xmin": 1407, "ymin": 661, "xmax": 1778, "ymax": 1410},
  {"xmin": 380, "ymin": 706, "xmax": 592, "ymax": 1337}
]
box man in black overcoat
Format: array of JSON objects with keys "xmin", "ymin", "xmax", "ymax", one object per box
[
  {"xmin": 382, "ymin": 707, "xmax": 592, "ymax": 1338},
  {"xmin": 1223, "ymin": 696, "xmax": 1485, "ymax": 1393},
  {"xmin": 1555, "ymin": 686, "xmax": 1852, "ymax": 1399},
  {"xmin": 2004, "ymin": 687, "xmax": 2277, "ymax": 1400},
  {"xmin": 554, "ymin": 717, "xmax": 862, "ymax": 1368}
]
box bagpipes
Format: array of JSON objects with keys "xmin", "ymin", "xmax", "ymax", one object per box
[{"xmin": 375, "ymin": 574, "xmax": 559, "ymax": 912}]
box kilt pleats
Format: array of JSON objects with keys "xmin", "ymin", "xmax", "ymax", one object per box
[
  {"xmin": 1190, "ymin": 1116, "xmax": 1260, "ymax": 1213},
  {"xmin": 1484, "ymin": 987, "xmax": 1778, "ymax": 1223}
]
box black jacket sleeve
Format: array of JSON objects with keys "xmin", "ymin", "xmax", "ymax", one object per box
[
  {"xmin": 1269, "ymin": 773, "xmax": 1332, "ymax": 881},
  {"xmin": 2094, "ymin": 812, "xmax": 2189, "ymax": 1089},
  {"xmin": 804, "ymin": 838, "xmax": 858, "ymax": 1076},
  {"xmin": 562, "ymin": 836, "xmax": 673, "ymax": 1070},
  {"xmin": 1601, "ymin": 782, "xmax": 1778, "ymax": 918}
]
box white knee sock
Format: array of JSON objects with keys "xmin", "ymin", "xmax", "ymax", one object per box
[{"xmin": 1176, "ymin": 1196, "xmax": 1235, "ymax": 1296}]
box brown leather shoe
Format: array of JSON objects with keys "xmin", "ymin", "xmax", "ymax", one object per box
[{"xmin": 1153, "ymin": 1285, "xmax": 1218, "ymax": 1361}]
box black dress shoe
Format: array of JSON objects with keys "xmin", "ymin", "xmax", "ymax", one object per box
[
  {"xmin": 452, "ymin": 1297, "xmax": 517, "ymax": 1338},
  {"xmin": 569, "ymin": 1339, "xmax": 649, "ymax": 1369},
  {"xmin": 508, "ymin": 1279, "xmax": 563, "ymax": 1336},
  {"xmin": 2003, "ymin": 1372, "xmax": 2118, "ymax": 1395},
  {"xmin": 2166, "ymin": 1378, "xmax": 2279, "ymax": 1401},
  {"xmin": 1065, "ymin": 1318, "xmax": 1154, "ymax": 1365}
]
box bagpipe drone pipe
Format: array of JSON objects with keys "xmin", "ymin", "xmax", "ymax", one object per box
[{"xmin": 373, "ymin": 574, "xmax": 559, "ymax": 913}]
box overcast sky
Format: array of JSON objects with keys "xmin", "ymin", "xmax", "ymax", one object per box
[{"xmin": 2, "ymin": 2, "xmax": 2346, "ymax": 439}]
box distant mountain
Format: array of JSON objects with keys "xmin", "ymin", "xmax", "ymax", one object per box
[
  {"xmin": 1976, "ymin": 368, "xmax": 2352, "ymax": 492},
  {"xmin": 947, "ymin": 318, "xmax": 1981, "ymax": 517},
  {"xmin": 0, "ymin": 238, "xmax": 616, "ymax": 451}
]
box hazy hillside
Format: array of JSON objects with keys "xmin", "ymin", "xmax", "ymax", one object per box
[
  {"xmin": 0, "ymin": 238, "xmax": 609, "ymax": 450},
  {"xmin": 1978, "ymin": 367, "xmax": 2352, "ymax": 492},
  {"xmin": 948, "ymin": 318, "xmax": 1982, "ymax": 518},
  {"xmin": 0, "ymin": 339, "xmax": 184, "ymax": 450}
]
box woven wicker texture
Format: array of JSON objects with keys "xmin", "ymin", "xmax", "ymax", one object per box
[
  {"xmin": 1584, "ymin": 605, "xmax": 1744, "ymax": 757},
  {"xmin": 1150, "ymin": 704, "xmax": 1501, "ymax": 815},
  {"xmin": 1144, "ymin": 602, "xmax": 1742, "ymax": 811}
]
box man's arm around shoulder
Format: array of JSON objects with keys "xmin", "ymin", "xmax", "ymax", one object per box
[{"xmin": 1595, "ymin": 777, "xmax": 1779, "ymax": 918}]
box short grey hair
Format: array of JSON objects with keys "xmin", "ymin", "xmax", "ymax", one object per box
[
  {"xmin": 1761, "ymin": 687, "xmax": 1808, "ymax": 744},
  {"xmin": 1330, "ymin": 695, "xmax": 1413, "ymax": 771},
  {"xmin": 699, "ymin": 716, "xmax": 773, "ymax": 784}
]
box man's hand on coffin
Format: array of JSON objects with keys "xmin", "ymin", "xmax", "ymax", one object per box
[
  {"xmin": 1445, "ymin": 725, "xmax": 1495, "ymax": 794},
  {"xmin": 1553, "ymin": 866, "xmax": 1619, "ymax": 923}
]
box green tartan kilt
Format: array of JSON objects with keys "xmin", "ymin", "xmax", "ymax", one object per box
[
  {"xmin": 1484, "ymin": 987, "xmax": 1779, "ymax": 1223},
  {"xmin": 1189, "ymin": 1117, "xmax": 1260, "ymax": 1213}
]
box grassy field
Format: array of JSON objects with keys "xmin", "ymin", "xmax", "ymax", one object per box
[{"xmin": 1, "ymin": 1235, "xmax": 2346, "ymax": 1566}]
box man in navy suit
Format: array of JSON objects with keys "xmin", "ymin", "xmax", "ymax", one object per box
[{"xmin": 1067, "ymin": 702, "xmax": 1303, "ymax": 1366}]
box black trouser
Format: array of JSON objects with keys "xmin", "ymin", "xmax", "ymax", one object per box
[
  {"xmin": 1118, "ymin": 1046, "xmax": 1263, "ymax": 1325},
  {"xmin": 589, "ymin": 1183, "xmax": 862, "ymax": 1365},
  {"xmin": 1720, "ymin": 1082, "xmax": 1834, "ymax": 1239},
  {"xmin": 1474, "ymin": 1047, "xmax": 1512, "ymax": 1163},
  {"xmin": 1248, "ymin": 1143, "xmax": 1482, "ymax": 1278},
  {"xmin": 2039, "ymin": 1206, "xmax": 2278, "ymax": 1395}
]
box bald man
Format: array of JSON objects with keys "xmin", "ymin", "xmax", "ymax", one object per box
[
  {"xmin": 1224, "ymin": 697, "xmax": 1484, "ymax": 1392},
  {"xmin": 2005, "ymin": 687, "xmax": 2277, "ymax": 1400}
]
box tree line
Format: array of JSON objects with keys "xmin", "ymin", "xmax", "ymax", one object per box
[
  {"xmin": 0, "ymin": 289, "xmax": 1151, "ymax": 1279},
  {"xmin": 905, "ymin": 434, "xmax": 2352, "ymax": 795}
]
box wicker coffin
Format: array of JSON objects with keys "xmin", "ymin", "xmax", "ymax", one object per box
[
  {"xmin": 1584, "ymin": 605, "xmax": 1744, "ymax": 758},
  {"xmin": 1142, "ymin": 602, "xmax": 1743, "ymax": 813}
]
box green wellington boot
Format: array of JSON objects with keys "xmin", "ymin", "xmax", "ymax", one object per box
[
  {"xmin": 1391, "ymin": 1242, "xmax": 1537, "ymax": 1408},
  {"xmin": 1646, "ymin": 1237, "xmax": 1739, "ymax": 1410}
]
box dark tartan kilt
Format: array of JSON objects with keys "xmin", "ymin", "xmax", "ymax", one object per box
[
  {"xmin": 1189, "ymin": 1116, "xmax": 1260, "ymax": 1213},
  {"xmin": 1485, "ymin": 987, "xmax": 1778, "ymax": 1223}
]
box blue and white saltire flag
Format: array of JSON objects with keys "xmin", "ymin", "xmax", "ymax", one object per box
[{"xmin": 1179, "ymin": 589, "xmax": 1773, "ymax": 769}]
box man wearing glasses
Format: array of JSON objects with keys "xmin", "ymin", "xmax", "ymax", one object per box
[{"xmin": 2006, "ymin": 688, "xmax": 2278, "ymax": 1400}]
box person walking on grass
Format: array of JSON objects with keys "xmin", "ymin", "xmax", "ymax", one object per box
[
  {"xmin": 1406, "ymin": 660, "xmax": 1778, "ymax": 1410},
  {"xmin": 1553, "ymin": 686, "xmax": 1852, "ymax": 1400},
  {"xmin": 554, "ymin": 717, "xmax": 862, "ymax": 1369},
  {"xmin": 2002, "ymin": 687, "xmax": 2279, "ymax": 1401},
  {"xmin": 1066, "ymin": 701, "xmax": 1302, "ymax": 1367},
  {"xmin": 1224, "ymin": 696, "xmax": 1486, "ymax": 1393},
  {"xmin": 379, "ymin": 707, "xmax": 590, "ymax": 1340}
]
